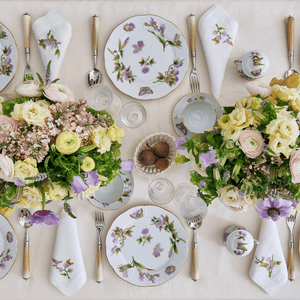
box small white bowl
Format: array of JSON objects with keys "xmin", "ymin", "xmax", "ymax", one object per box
[
  {"xmin": 133, "ymin": 132, "xmax": 177, "ymax": 176},
  {"xmin": 183, "ymin": 100, "xmax": 216, "ymax": 134}
]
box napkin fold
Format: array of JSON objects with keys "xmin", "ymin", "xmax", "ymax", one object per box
[
  {"xmin": 249, "ymin": 219, "xmax": 287, "ymax": 295},
  {"xmin": 32, "ymin": 10, "xmax": 72, "ymax": 81},
  {"xmin": 198, "ymin": 4, "xmax": 238, "ymax": 99},
  {"xmin": 49, "ymin": 210, "xmax": 86, "ymax": 297}
]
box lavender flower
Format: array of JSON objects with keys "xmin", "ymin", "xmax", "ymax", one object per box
[
  {"xmin": 70, "ymin": 176, "xmax": 88, "ymax": 194},
  {"xmin": 141, "ymin": 228, "xmax": 149, "ymax": 235},
  {"xmin": 120, "ymin": 159, "xmax": 134, "ymax": 174},
  {"xmin": 255, "ymin": 198, "xmax": 293, "ymax": 221},
  {"xmin": 14, "ymin": 178, "xmax": 25, "ymax": 186},
  {"xmin": 159, "ymin": 24, "xmax": 166, "ymax": 32},
  {"xmin": 153, "ymin": 243, "xmax": 163, "ymax": 258},
  {"xmin": 132, "ymin": 41, "xmax": 144, "ymax": 54},
  {"xmin": 223, "ymin": 171, "xmax": 230, "ymax": 180},
  {"xmin": 199, "ymin": 180, "xmax": 206, "ymax": 188},
  {"xmin": 141, "ymin": 66, "xmax": 150, "ymax": 74},
  {"xmin": 123, "ymin": 23, "xmax": 135, "ymax": 32},
  {"xmin": 83, "ymin": 170, "xmax": 99, "ymax": 186},
  {"xmin": 139, "ymin": 87, "xmax": 153, "ymax": 96},
  {"xmin": 199, "ymin": 149, "xmax": 219, "ymax": 168},
  {"xmin": 165, "ymin": 266, "xmax": 176, "ymax": 275},
  {"xmin": 175, "ymin": 136, "xmax": 187, "ymax": 150},
  {"xmin": 27, "ymin": 210, "xmax": 61, "ymax": 226},
  {"xmin": 150, "ymin": 18, "xmax": 156, "ymax": 26}
]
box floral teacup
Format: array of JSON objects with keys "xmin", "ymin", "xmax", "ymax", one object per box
[
  {"xmin": 223, "ymin": 225, "xmax": 259, "ymax": 257},
  {"xmin": 234, "ymin": 50, "xmax": 270, "ymax": 80}
]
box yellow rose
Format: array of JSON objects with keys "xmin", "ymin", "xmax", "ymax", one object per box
[
  {"xmin": 17, "ymin": 186, "xmax": 43, "ymax": 209},
  {"xmin": 221, "ymin": 126, "xmax": 243, "ymax": 142},
  {"xmin": 272, "ymin": 85, "xmax": 299, "ymax": 102},
  {"xmin": 229, "ymin": 108, "xmax": 254, "ymax": 129},
  {"xmin": 290, "ymin": 96, "xmax": 300, "ymax": 112},
  {"xmin": 268, "ymin": 137, "xmax": 294, "ymax": 158},
  {"xmin": 107, "ymin": 123, "xmax": 125, "ymax": 143},
  {"xmin": 218, "ymin": 114, "xmax": 231, "ymax": 129},
  {"xmin": 56, "ymin": 131, "xmax": 81, "ymax": 154},
  {"xmin": 236, "ymin": 97, "xmax": 252, "ymax": 109},
  {"xmin": 0, "ymin": 205, "xmax": 17, "ymax": 217},
  {"xmin": 48, "ymin": 182, "xmax": 68, "ymax": 201},
  {"xmin": 81, "ymin": 157, "xmax": 95, "ymax": 172},
  {"xmin": 14, "ymin": 158, "xmax": 38, "ymax": 183},
  {"xmin": 19, "ymin": 100, "xmax": 50, "ymax": 126},
  {"xmin": 90, "ymin": 126, "xmax": 111, "ymax": 154}
]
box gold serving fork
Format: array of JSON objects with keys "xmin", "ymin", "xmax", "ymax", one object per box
[
  {"xmin": 187, "ymin": 14, "xmax": 200, "ymax": 93},
  {"xmin": 95, "ymin": 211, "xmax": 104, "ymax": 283},
  {"xmin": 287, "ymin": 211, "xmax": 297, "ymax": 281}
]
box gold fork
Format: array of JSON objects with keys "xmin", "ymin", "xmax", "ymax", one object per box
[
  {"xmin": 187, "ymin": 14, "xmax": 200, "ymax": 93},
  {"xmin": 95, "ymin": 211, "xmax": 104, "ymax": 283},
  {"xmin": 287, "ymin": 211, "xmax": 297, "ymax": 281}
]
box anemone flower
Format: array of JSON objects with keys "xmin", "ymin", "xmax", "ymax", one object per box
[{"xmin": 27, "ymin": 210, "xmax": 60, "ymax": 226}]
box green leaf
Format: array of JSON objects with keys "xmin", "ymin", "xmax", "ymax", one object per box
[
  {"xmin": 223, "ymin": 106, "xmax": 235, "ymax": 114},
  {"xmin": 174, "ymin": 154, "xmax": 190, "ymax": 165}
]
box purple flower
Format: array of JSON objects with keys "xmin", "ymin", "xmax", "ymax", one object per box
[
  {"xmin": 120, "ymin": 159, "xmax": 134, "ymax": 174},
  {"xmin": 14, "ymin": 178, "xmax": 25, "ymax": 186},
  {"xmin": 141, "ymin": 228, "xmax": 149, "ymax": 235},
  {"xmin": 235, "ymin": 250, "xmax": 243, "ymax": 256},
  {"xmin": 83, "ymin": 171, "xmax": 99, "ymax": 186},
  {"xmin": 123, "ymin": 23, "xmax": 135, "ymax": 32},
  {"xmin": 71, "ymin": 176, "xmax": 88, "ymax": 194},
  {"xmin": 175, "ymin": 76, "xmax": 179, "ymax": 82},
  {"xmin": 252, "ymin": 69, "xmax": 261, "ymax": 76},
  {"xmin": 63, "ymin": 263, "xmax": 69, "ymax": 268},
  {"xmin": 165, "ymin": 266, "xmax": 176, "ymax": 275},
  {"xmin": 173, "ymin": 70, "xmax": 179, "ymax": 76},
  {"xmin": 153, "ymin": 243, "xmax": 163, "ymax": 258},
  {"xmin": 255, "ymin": 198, "xmax": 293, "ymax": 221},
  {"xmin": 125, "ymin": 70, "xmax": 133, "ymax": 80},
  {"xmin": 123, "ymin": 37, "xmax": 129, "ymax": 47},
  {"xmin": 141, "ymin": 66, "xmax": 150, "ymax": 74},
  {"xmin": 223, "ymin": 171, "xmax": 230, "ymax": 180},
  {"xmin": 221, "ymin": 31, "xmax": 227, "ymax": 36},
  {"xmin": 6, "ymin": 254, "xmax": 12, "ymax": 261},
  {"xmin": 27, "ymin": 210, "xmax": 61, "ymax": 226},
  {"xmin": 159, "ymin": 24, "xmax": 166, "ymax": 32},
  {"xmin": 53, "ymin": 260, "xmax": 60, "ymax": 266},
  {"xmin": 4, "ymin": 47, "xmax": 11, "ymax": 56},
  {"xmin": 199, "ymin": 180, "xmax": 206, "ymax": 188},
  {"xmin": 173, "ymin": 34, "xmax": 179, "ymax": 42},
  {"xmin": 132, "ymin": 41, "xmax": 144, "ymax": 54},
  {"xmin": 111, "ymin": 245, "xmax": 117, "ymax": 253},
  {"xmin": 216, "ymin": 35, "xmax": 222, "ymax": 41},
  {"xmin": 150, "ymin": 18, "xmax": 156, "ymax": 26},
  {"xmin": 44, "ymin": 39, "xmax": 55, "ymax": 46},
  {"xmin": 175, "ymin": 136, "xmax": 187, "ymax": 150},
  {"xmin": 67, "ymin": 268, "xmax": 73, "ymax": 273},
  {"xmin": 139, "ymin": 87, "xmax": 153, "ymax": 96},
  {"xmin": 59, "ymin": 267, "xmax": 64, "ymax": 273},
  {"xmin": 168, "ymin": 248, "xmax": 173, "ymax": 258},
  {"xmin": 0, "ymin": 262, "xmax": 6, "ymax": 269},
  {"xmin": 225, "ymin": 38, "xmax": 231, "ymax": 44},
  {"xmin": 261, "ymin": 100, "xmax": 266, "ymax": 107},
  {"xmin": 6, "ymin": 232, "xmax": 13, "ymax": 243},
  {"xmin": 139, "ymin": 272, "xmax": 145, "ymax": 281},
  {"xmin": 199, "ymin": 149, "xmax": 219, "ymax": 168},
  {"xmin": 174, "ymin": 61, "xmax": 183, "ymax": 68}
]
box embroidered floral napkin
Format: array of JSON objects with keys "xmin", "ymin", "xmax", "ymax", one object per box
[
  {"xmin": 49, "ymin": 210, "xmax": 86, "ymax": 297},
  {"xmin": 198, "ymin": 4, "xmax": 238, "ymax": 99},
  {"xmin": 32, "ymin": 10, "xmax": 72, "ymax": 81},
  {"xmin": 249, "ymin": 219, "xmax": 288, "ymax": 295}
]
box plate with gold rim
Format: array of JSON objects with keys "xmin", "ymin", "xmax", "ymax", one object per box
[
  {"xmin": 0, "ymin": 213, "xmax": 17, "ymax": 279},
  {"xmin": 106, "ymin": 205, "xmax": 187, "ymax": 286},
  {"xmin": 104, "ymin": 15, "xmax": 189, "ymax": 100},
  {"xmin": 0, "ymin": 23, "xmax": 18, "ymax": 93},
  {"xmin": 172, "ymin": 92, "xmax": 223, "ymax": 138}
]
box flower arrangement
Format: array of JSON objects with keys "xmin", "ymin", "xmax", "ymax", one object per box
[
  {"xmin": 175, "ymin": 73, "xmax": 300, "ymax": 221},
  {"xmin": 0, "ymin": 62, "xmax": 125, "ymax": 223}
]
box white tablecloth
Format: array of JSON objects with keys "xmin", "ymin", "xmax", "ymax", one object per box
[{"xmin": 1, "ymin": 0, "xmax": 300, "ymax": 299}]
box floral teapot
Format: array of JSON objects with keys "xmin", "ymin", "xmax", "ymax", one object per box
[{"xmin": 223, "ymin": 225, "xmax": 259, "ymax": 257}]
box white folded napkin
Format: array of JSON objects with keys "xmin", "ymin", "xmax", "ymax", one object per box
[
  {"xmin": 49, "ymin": 210, "xmax": 86, "ymax": 297},
  {"xmin": 32, "ymin": 9, "xmax": 72, "ymax": 81},
  {"xmin": 249, "ymin": 219, "xmax": 287, "ymax": 295},
  {"xmin": 198, "ymin": 4, "xmax": 238, "ymax": 99}
]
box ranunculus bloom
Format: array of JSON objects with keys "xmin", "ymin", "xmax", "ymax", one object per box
[
  {"xmin": 43, "ymin": 83, "xmax": 75, "ymax": 104},
  {"xmin": 272, "ymin": 84, "xmax": 299, "ymax": 102},
  {"xmin": 0, "ymin": 115, "xmax": 18, "ymax": 136},
  {"xmin": 15, "ymin": 80, "xmax": 42, "ymax": 97},
  {"xmin": 71, "ymin": 176, "xmax": 88, "ymax": 194},
  {"xmin": 218, "ymin": 185, "xmax": 246, "ymax": 212},
  {"xmin": 239, "ymin": 128, "xmax": 264, "ymax": 158},
  {"xmin": 289, "ymin": 150, "xmax": 300, "ymax": 183},
  {"xmin": 48, "ymin": 182, "xmax": 68, "ymax": 201},
  {"xmin": 90, "ymin": 126, "xmax": 111, "ymax": 154},
  {"xmin": 20, "ymin": 100, "xmax": 50, "ymax": 127},
  {"xmin": 27, "ymin": 210, "xmax": 61, "ymax": 226},
  {"xmin": 246, "ymin": 81, "xmax": 272, "ymax": 98},
  {"xmin": 120, "ymin": 159, "xmax": 134, "ymax": 173},
  {"xmin": 106, "ymin": 123, "xmax": 125, "ymax": 143},
  {"xmin": 56, "ymin": 131, "xmax": 81, "ymax": 155},
  {"xmin": 14, "ymin": 157, "xmax": 38, "ymax": 183},
  {"xmin": 0, "ymin": 154, "xmax": 14, "ymax": 182}
]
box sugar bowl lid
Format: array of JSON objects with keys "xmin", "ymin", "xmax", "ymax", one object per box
[
  {"xmin": 242, "ymin": 50, "xmax": 270, "ymax": 79},
  {"xmin": 227, "ymin": 229, "xmax": 254, "ymax": 257}
]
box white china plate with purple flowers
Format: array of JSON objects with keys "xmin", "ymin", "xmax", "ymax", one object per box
[
  {"xmin": 106, "ymin": 205, "xmax": 187, "ymax": 286},
  {"xmin": 172, "ymin": 92, "xmax": 223, "ymax": 138},
  {"xmin": 104, "ymin": 15, "xmax": 189, "ymax": 100},
  {"xmin": 0, "ymin": 213, "xmax": 17, "ymax": 279},
  {"xmin": 88, "ymin": 171, "xmax": 133, "ymax": 210},
  {"xmin": 0, "ymin": 23, "xmax": 18, "ymax": 93}
]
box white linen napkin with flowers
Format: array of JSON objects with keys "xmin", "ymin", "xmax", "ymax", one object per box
[
  {"xmin": 249, "ymin": 219, "xmax": 287, "ymax": 295},
  {"xmin": 198, "ymin": 4, "xmax": 238, "ymax": 99},
  {"xmin": 32, "ymin": 9, "xmax": 72, "ymax": 81},
  {"xmin": 49, "ymin": 210, "xmax": 86, "ymax": 297}
]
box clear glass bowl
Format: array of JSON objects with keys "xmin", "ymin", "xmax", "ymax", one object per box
[
  {"xmin": 148, "ymin": 177, "xmax": 175, "ymax": 205},
  {"xmin": 120, "ymin": 102, "xmax": 146, "ymax": 128},
  {"xmin": 84, "ymin": 84, "xmax": 113, "ymax": 111},
  {"xmin": 174, "ymin": 183, "xmax": 197, "ymax": 207}
]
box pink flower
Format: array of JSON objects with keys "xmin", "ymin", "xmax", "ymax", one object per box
[
  {"xmin": 44, "ymin": 83, "xmax": 75, "ymax": 104},
  {"xmin": 0, "ymin": 115, "xmax": 18, "ymax": 137},
  {"xmin": 289, "ymin": 150, "xmax": 300, "ymax": 183},
  {"xmin": 15, "ymin": 80, "xmax": 42, "ymax": 97},
  {"xmin": 239, "ymin": 128, "xmax": 264, "ymax": 158},
  {"xmin": 0, "ymin": 154, "xmax": 14, "ymax": 182}
]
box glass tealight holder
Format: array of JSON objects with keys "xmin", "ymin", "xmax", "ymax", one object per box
[
  {"xmin": 84, "ymin": 84, "xmax": 113, "ymax": 111},
  {"xmin": 148, "ymin": 176, "xmax": 175, "ymax": 205},
  {"xmin": 174, "ymin": 183, "xmax": 197, "ymax": 207},
  {"xmin": 120, "ymin": 102, "xmax": 146, "ymax": 128}
]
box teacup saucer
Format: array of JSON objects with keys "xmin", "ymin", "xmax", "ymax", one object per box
[
  {"xmin": 172, "ymin": 92, "xmax": 223, "ymax": 138},
  {"xmin": 88, "ymin": 171, "xmax": 134, "ymax": 210}
]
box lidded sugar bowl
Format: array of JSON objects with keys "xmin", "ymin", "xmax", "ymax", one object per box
[
  {"xmin": 234, "ymin": 50, "xmax": 270, "ymax": 80},
  {"xmin": 223, "ymin": 225, "xmax": 259, "ymax": 257}
]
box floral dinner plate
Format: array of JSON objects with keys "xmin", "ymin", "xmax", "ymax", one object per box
[
  {"xmin": 0, "ymin": 213, "xmax": 17, "ymax": 279},
  {"xmin": 106, "ymin": 205, "xmax": 187, "ymax": 286},
  {"xmin": 88, "ymin": 171, "xmax": 133, "ymax": 210},
  {"xmin": 0, "ymin": 23, "xmax": 18, "ymax": 93},
  {"xmin": 172, "ymin": 92, "xmax": 223, "ymax": 138},
  {"xmin": 104, "ymin": 15, "xmax": 189, "ymax": 100}
]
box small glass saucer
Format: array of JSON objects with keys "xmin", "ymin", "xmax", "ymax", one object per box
[
  {"xmin": 84, "ymin": 84, "xmax": 113, "ymax": 111},
  {"xmin": 106, "ymin": 94, "xmax": 122, "ymax": 117},
  {"xmin": 148, "ymin": 176, "xmax": 175, "ymax": 205},
  {"xmin": 120, "ymin": 102, "xmax": 146, "ymax": 128},
  {"xmin": 174, "ymin": 183, "xmax": 197, "ymax": 207}
]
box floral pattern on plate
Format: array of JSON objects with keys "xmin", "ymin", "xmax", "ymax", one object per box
[
  {"xmin": 0, "ymin": 23, "xmax": 18, "ymax": 92},
  {"xmin": 105, "ymin": 15, "xmax": 189, "ymax": 100},
  {"xmin": 106, "ymin": 205, "xmax": 187, "ymax": 286}
]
